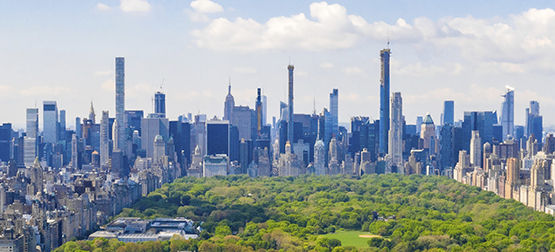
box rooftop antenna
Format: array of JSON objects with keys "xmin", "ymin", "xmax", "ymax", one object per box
[
  {"xmin": 313, "ymin": 96, "xmax": 316, "ymax": 115},
  {"xmin": 160, "ymin": 78, "xmax": 164, "ymax": 91},
  {"xmin": 387, "ymin": 30, "xmax": 390, "ymax": 49}
]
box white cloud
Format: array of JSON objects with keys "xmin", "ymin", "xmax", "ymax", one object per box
[
  {"xmin": 233, "ymin": 66, "xmax": 257, "ymax": 74},
  {"xmin": 341, "ymin": 66, "xmax": 362, "ymax": 75},
  {"xmin": 96, "ymin": 3, "xmax": 111, "ymax": 11},
  {"xmin": 120, "ymin": 0, "xmax": 151, "ymax": 13},
  {"xmin": 101, "ymin": 79, "xmax": 115, "ymax": 92},
  {"xmin": 319, "ymin": 62, "xmax": 333, "ymax": 69},
  {"xmin": 190, "ymin": 0, "xmax": 223, "ymax": 13},
  {"xmin": 191, "ymin": 3, "xmax": 555, "ymax": 74},
  {"xmin": 296, "ymin": 71, "xmax": 308, "ymax": 76},
  {"xmin": 95, "ymin": 70, "xmax": 111, "ymax": 76}
]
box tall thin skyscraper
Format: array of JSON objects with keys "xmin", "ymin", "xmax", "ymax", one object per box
[
  {"xmin": 262, "ymin": 95, "xmax": 267, "ymax": 126},
  {"xmin": 287, "ymin": 64, "xmax": 294, "ymax": 145},
  {"xmin": 115, "ymin": 57, "xmax": 125, "ymax": 150},
  {"xmin": 155, "ymin": 91, "xmax": 166, "ymax": 118},
  {"xmin": 470, "ymin": 130, "xmax": 481, "ymax": 167},
  {"xmin": 43, "ymin": 101, "xmax": 58, "ymax": 144},
  {"xmin": 100, "ymin": 111, "xmax": 110, "ymax": 166},
  {"xmin": 329, "ymin": 89, "xmax": 339, "ymax": 138},
  {"xmin": 379, "ymin": 49, "xmax": 391, "ymax": 155},
  {"xmin": 59, "ymin": 109, "xmax": 66, "ymax": 139},
  {"xmin": 388, "ymin": 92, "xmax": 403, "ymax": 172},
  {"xmin": 501, "ymin": 86, "xmax": 514, "ymax": 140},
  {"xmin": 256, "ymin": 88, "xmax": 263, "ymax": 138},
  {"xmin": 443, "ymin": 101, "xmax": 454, "ymax": 125}
]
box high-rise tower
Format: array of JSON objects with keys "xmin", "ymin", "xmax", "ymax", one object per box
[
  {"xmin": 388, "ymin": 92, "xmax": 403, "ymax": 171},
  {"xmin": 100, "ymin": 111, "xmax": 110, "ymax": 166},
  {"xmin": 256, "ymin": 88, "xmax": 263, "ymax": 138},
  {"xmin": 379, "ymin": 49, "xmax": 391, "ymax": 155},
  {"xmin": 224, "ymin": 80, "xmax": 234, "ymax": 122},
  {"xmin": 501, "ymin": 86, "xmax": 514, "ymax": 140},
  {"xmin": 115, "ymin": 57, "xmax": 125, "ymax": 150},
  {"xmin": 443, "ymin": 101, "xmax": 454, "ymax": 125},
  {"xmin": 43, "ymin": 101, "xmax": 58, "ymax": 144},
  {"xmin": 329, "ymin": 89, "xmax": 339, "ymax": 138},
  {"xmin": 155, "ymin": 91, "xmax": 166, "ymax": 118},
  {"xmin": 26, "ymin": 108, "xmax": 38, "ymax": 139},
  {"xmin": 287, "ymin": 64, "xmax": 294, "ymax": 146}
]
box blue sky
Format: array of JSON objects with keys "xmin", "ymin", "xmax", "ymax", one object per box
[{"xmin": 1, "ymin": 0, "xmax": 555, "ymax": 130}]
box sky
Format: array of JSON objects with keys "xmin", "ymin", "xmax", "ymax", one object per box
[{"xmin": 1, "ymin": 0, "xmax": 555, "ymax": 131}]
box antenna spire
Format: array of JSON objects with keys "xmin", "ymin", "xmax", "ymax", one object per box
[{"xmin": 387, "ymin": 30, "xmax": 390, "ymax": 49}]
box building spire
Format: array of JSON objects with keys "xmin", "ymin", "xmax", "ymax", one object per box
[{"xmin": 228, "ymin": 77, "xmax": 231, "ymax": 95}]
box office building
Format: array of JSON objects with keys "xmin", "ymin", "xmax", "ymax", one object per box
[
  {"xmin": 501, "ymin": 86, "xmax": 514, "ymax": 140},
  {"xmin": 207, "ymin": 120, "xmax": 229, "ymax": 156},
  {"xmin": 115, "ymin": 57, "xmax": 125, "ymax": 150},
  {"xmin": 525, "ymin": 101, "xmax": 543, "ymax": 146},
  {"xmin": 0, "ymin": 124, "xmax": 11, "ymax": 163},
  {"xmin": 169, "ymin": 121, "xmax": 191, "ymax": 169},
  {"xmin": 141, "ymin": 117, "xmax": 169, "ymax": 159},
  {"xmin": 43, "ymin": 101, "xmax": 58, "ymax": 144},
  {"xmin": 154, "ymin": 91, "xmax": 166, "ymax": 118},
  {"xmin": 388, "ymin": 92, "xmax": 403, "ymax": 170},
  {"xmin": 379, "ymin": 49, "xmax": 391, "ymax": 155},
  {"xmin": 421, "ymin": 114, "xmax": 436, "ymax": 153},
  {"xmin": 443, "ymin": 101, "xmax": 454, "ymax": 125},
  {"xmin": 262, "ymin": 95, "xmax": 267, "ymax": 126}
]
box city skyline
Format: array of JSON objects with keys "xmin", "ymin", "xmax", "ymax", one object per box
[{"xmin": 2, "ymin": 1, "xmax": 555, "ymax": 129}]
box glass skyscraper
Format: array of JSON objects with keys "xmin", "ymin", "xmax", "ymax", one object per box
[
  {"xmin": 501, "ymin": 86, "xmax": 514, "ymax": 140},
  {"xmin": 329, "ymin": 89, "xmax": 338, "ymax": 138},
  {"xmin": 115, "ymin": 57, "xmax": 125, "ymax": 150},
  {"xmin": 379, "ymin": 49, "xmax": 391, "ymax": 155},
  {"xmin": 287, "ymin": 64, "xmax": 294, "ymax": 146},
  {"xmin": 155, "ymin": 91, "xmax": 166, "ymax": 118},
  {"xmin": 443, "ymin": 101, "xmax": 454, "ymax": 125},
  {"xmin": 43, "ymin": 101, "xmax": 58, "ymax": 144}
]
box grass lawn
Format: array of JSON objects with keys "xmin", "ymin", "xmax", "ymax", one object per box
[{"xmin": 319, "ymin": 230, "xmax": 382, "ymax": 248}]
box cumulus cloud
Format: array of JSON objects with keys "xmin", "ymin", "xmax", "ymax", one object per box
[
  {"xmin": 101, "ymin": 79, "xmax": 115, "ymax": 92},
  {"xmin": 190, "ymin": 0, "xmax": 223, "ymax": 13},
  {"xmin": 191, "ymin": 3, "xmax": 555, "ymax": 72},
  {"xmin": 20, "ymin": 86, "xmax": 70, "ymax": 97},
  {"xmin": 120, "ymin": 0, "xmax": 151, "ymax": 13},
  {"xmin": 96, "ymin": 3, "xmax": 111, "ymax": 11}
]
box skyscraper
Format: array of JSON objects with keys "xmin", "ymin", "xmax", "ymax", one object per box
[
  {"xmin": 470, "ymin": 130, "xmax": 482, "ymax": 167},
  {"xmin": 24, "ymin": 108, "xmax": 38, "ymax": 167},
  {"xmin": 421, "ymin": 113, "xmax": 436, "ymax": 153},
  {"xmin": 115, "ymin": 57, "xmax": 125, "ymax": 150},
  {"xmin": 100, "ymin": 111, "xmax": 110, "ymax": 167},
  {"xmin": 501, "ymin": 86, "xmax": 514, "ymax": 140},
  {"xmin": 256, "ymin": 88, "xmax": 263, "ymax": 139},
  {"xmin": 43, "ymin": 101, "xmax": 58, "ymax": 144},
  {"xmin": 379, "ymin": 49, "xmax": 391, "ymax": 155},
  {"xmin": 59, "ymin": 109, "xmax": 66, "ymax": 140},
  {"xmin": 154, "ymin": 91, "xmax": 166, "ymax": 118},
  {"xmin": 443, "ymin": 101, "xmax": 454, "ymax": 125},
  {"xmin": 262, "ymin": 94, "xmax": 267, "ymax": 126},
  {"xmin": 329, "ymin": 89, "xmax": 339, "ymax": 138},
  {"xmin": 288, "ymin": 65, "xmax": 294, "ymax": 146},
  {"xmin": 525, "ymin": 101, "xmax": 543, "ymax": 146},
  {"xmin": 388, "ymin": 92, "xmax": 403, "ymax": 171},
  {"xmin": 224, "ymin": 80, "xmax": 234, "ymax": 122}
]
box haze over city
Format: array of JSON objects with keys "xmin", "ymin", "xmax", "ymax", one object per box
[{"xmin": 2, "ymin": 0, "xmax": 555, "ymax": 129}]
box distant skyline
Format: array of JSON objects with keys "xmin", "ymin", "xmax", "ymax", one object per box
[{"xmin": 2, "ymin": 0, "xmax": 555, "ymax": 130}]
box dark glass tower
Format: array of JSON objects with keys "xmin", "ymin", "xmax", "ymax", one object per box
[
  {"xmin": 155, "ymin": 91, "xmax": 166, "ymax": 118},
  {"xmin": 443, "ymin": 100, "xmax": 454, "ymax": 125},
  {"xmin": 379, "ymin": 49, "xmax": 391, "ymax": 155},
  {"xmin": 288, "ymin": 65, "xmax": 294, "ymax": 146}
]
